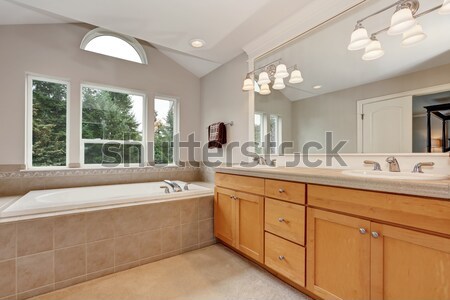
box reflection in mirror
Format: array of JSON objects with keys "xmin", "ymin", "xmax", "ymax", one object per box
[{"xmin": 252, "ymin": 0, "xmax": 450, "ymax": 154}]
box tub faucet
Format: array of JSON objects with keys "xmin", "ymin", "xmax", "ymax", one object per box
[
  {"xmin": 386, "ymin": 156, "xmax": 400, "ymax": 172},
  {"xmin": 163, "ymin": 180, "xmax": 182, "ymax": 192}
]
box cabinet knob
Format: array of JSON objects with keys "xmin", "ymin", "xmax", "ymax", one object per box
[
  {"xmin": 278, "ymin": 255, "xmax": 285, "ymax": 261},
  {"xmin": 278, "ymin": 218, "xmax": 285, "ymax": 223},
  {"xmin": 359, "ymin": 228, "xmax": 367, "ymax": 235},
  {"xmin": 229, "ymin": 195, "xmax": 234, "ymax": 199},
  {"xmin": 278, "ymin": 188, "xmax": 285, "ymax": 193},
  {"xmin": 371, "ymin": 231, "xmax": 380, "ymax": 239}
]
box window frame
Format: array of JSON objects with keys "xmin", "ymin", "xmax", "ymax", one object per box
[
  {"xmin": 26, "ymin": 74, "xmax": 71, "ymax": 170},
  {"xmin": 254, "ymin": 112, "xmax": 282, "ymax": 155},
  {"xmin": 80, "ymin": 28, "xmax": 148, "ymax": 65},
  {"xmin": 153, "ymin": 95, "xmax": 180, "ymax": 166},
  {"xmin": 80, "ymin": 82, "xmax": 148, "ymax": 167}
]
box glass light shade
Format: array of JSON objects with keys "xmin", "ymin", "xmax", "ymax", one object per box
[
  {"xmin": 347, "ymin": 26, "xmax": 371, "ymax": 50},
  {"xmin": 439, "ymin": 0, "xmax": 450, "ymax": 14},
  {"xmin": 402, "ymin": 24, "xmax": 427, "ymax": 46},
  {"xmin": 242, "ymin": 77, "xmax": 254, "ymax": 91},
  {"xmin": 273, "ymin": 78, "xmax": 286, "ymax": 90},
  {"xmin": 362, "ymin": 39, "xmax": 385, "ymax": 61},
  {"xmin": 289, "ymin": 69, "xmax": 304, "ymax": 84},
  {"xmin": 274, "ymin": 64, "xmax": 289, "ymax": 79},
  {"xmin": 257, "ymin": 72, "xmax": 271, "ymax": 85},
  {"xmin": 387, "ymin": 8, "xmax": 417, "ymax": 35},
  {"xmin": 259, "ymin": 84, "xmax": 271, "ymax": 95}
]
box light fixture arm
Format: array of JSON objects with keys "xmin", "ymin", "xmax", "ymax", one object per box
[
  {"xmin": 369, "ymin": 4, "xmax": 442, "ymax": 37},
  {"xmin": 356, "ymin": 0, "xmax": 403, "ymax": 23}
]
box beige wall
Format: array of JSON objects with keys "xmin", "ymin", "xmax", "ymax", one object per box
[
  {"xmin": 200, "ymin": 53, "xmax": 249, "ymax": 164},
  {"xmin": 291, "ymin": 63, "xmax": 450, "ymax": 153},
  {"xmin": 0, "ymin": 23, "xmax": 201, "ymax": 166}
]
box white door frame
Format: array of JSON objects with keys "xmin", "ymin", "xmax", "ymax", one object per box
[{"xmin": 357, "ymin": 83, "xmax": 450, "ymax": 153}]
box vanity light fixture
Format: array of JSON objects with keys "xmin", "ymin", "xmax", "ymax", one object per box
[
  {"xmin": 348, "ymin": 23, "xmax": 371, "ymax": 50},
  {"xmin": 402, "ymin": 24, "xmax": 427, "ymax": 46},
  {"xmin": 242, "ymin": 74, "xmax": 254, "ymax": 91},
  {"xmin": 190, "ymin": 39, "xmax": 205, "ymax": 48},
  {"xmin": 273, "ymin": 78, "xmax": 286, "ymax": 90},
  {"xmin": 274, "ymin": 64, "xmax": 289, "ymax": 79},
  {"xmin": 439, "ymin": 0, "xmax": 450, "ymax": 14},
  {"xmin": 258, "ymin": 71, "xmax": 271, "ymax": 85},
  {"xmin": 387, "ymin": 4, "xmax": 417, "ymax": 35},
  {"xmin": 242, "ymin": 60, "xmax": 304, "ymax": 95},
  {"xmin": 348, "ymin": 0, "xmax": 445, "ymax": 61},
  {"xmin": 289, "ymin": 66, "xmax": 304, "ymax": 84},
  {"xmin": 260, "ymin": 84, "xmax": 271, "ymax": 95},
  {"xmin": 362, "ymin": 36, "xmax": 385, "ymax": 61}
]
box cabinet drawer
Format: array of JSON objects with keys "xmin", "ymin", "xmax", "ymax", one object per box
[
  {"xmin": 215, "ymin": 173, "xmax": 264, "ymax": 195},
  {"xmin": 308, "ymin": 184, "xmax": 450, "ymax": 236},
  {"xmin": 265, "ymin": 179, "xmax": 305, "ymax": 204},
  {"xmin": 265, "ymin": 198, "xmax": 305, "ymax": 245},
  {"xmin": 265, "ymin": 232, "xmax": 305, "ymax": 287}
]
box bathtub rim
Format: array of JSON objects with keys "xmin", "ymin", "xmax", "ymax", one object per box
[{"xmin": 0, "ymin": 181, "xmax": 214, "ymax": 224}]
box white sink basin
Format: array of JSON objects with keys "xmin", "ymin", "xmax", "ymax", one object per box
[
  {"xmin": 231, "ymin": 164, "xmax": 276, "ymax": 169},
  {"xmin": 342, "ymin": 170, "xmax": 448, "ymax": 181}
]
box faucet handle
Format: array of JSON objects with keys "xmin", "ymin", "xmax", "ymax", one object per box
[
  {"xmin": 364, "ymin": 160, "xmax": 382, "ymax": 171},
  {"xmin": 412, "ymin": 162, "xmax": 435, "ymax": 173},
  {"xmin": 183, "ymin": 183, "xmax": 191, "ymax": 191},
  {"xmin": 160, "ymin": 186, "xmax": 170, "ymax": 194}
]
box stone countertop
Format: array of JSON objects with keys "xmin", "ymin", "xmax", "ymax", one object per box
[{"xmin": 215, "ymin": 167, "xmax": 450, "ymax": 200}]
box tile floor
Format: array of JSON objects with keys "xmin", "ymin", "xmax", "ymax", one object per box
[{"xmin": 31, "ymin": 244, "xmax": 309, "ymax": 300}]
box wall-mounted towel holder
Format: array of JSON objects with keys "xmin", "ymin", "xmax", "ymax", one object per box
[{"xmin": 207, "ymin": 121, "xmax": 233, "ymax": 128}]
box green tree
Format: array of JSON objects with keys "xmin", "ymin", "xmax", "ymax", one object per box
[
  {"xmin": 32, "ymin": 80, "xmax": 67, "ymax": 166},
  {"xmin": 154, "ymin": 104, "xmax": 174, "ymax": 164},
  {"xmin": 81, "ymin": 87, "xmax": 142, "ymax": 164}
]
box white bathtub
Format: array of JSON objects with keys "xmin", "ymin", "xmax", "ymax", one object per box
[{"xmin": 1, "ymin": 181, "xmax": 213, "ymax": 218}]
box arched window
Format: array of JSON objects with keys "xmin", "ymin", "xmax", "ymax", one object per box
[{"xmin": 80, "ymin": 28, "xmax": 148, "ymax": 64}]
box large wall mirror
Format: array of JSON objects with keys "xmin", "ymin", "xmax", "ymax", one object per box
[{"xmin": 252, "ymin": 0, "xmax": 450, "ymax": 154}]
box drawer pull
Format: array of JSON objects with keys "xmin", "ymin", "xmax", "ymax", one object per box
[
  {"xmin": 278, "ymin": 255, "xmax": 285, "ymax": 261},
  {"xmin": 371, "ymin": 231, "xmax": 380, "ymax": 239},
  {"xmin": 359, "ymin": 228, "xmax": 367, "ymax": 235},
  {"xmin": 278, "ymin": 188, "xmax": 285, "ymax": 193},
  {"xmin": 278, "ymin": 218, "xmax": 286, "ymax": 223}
]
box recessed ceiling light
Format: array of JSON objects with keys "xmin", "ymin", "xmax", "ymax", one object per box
[
  {"xmin": 313, "ymin": 85, "xmax": 322, "ymax": 89},
  {"xmin": 190, "ymin": 39, "xmax": 205, "ymax": 48}
]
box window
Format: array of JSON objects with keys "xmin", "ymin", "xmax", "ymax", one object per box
[
  {"xmin": 254, "ymin": 113, "xmax": 264, "ymax": 154},
  {"xmin": 254, "ymin": 113, "xmax": 282, "ymax": 155},
  {"xmin": 81, "ymin": 84, "xmax": 146, "ymax": 166},
  {"xmin": 154, "ymin": 97, "xmax": 178, "ymax": 165},
  {"xmin": 27, "ymin": 75, "xmax": 69, "ymax": 168},
  {"xmin": 80, "ymin": 28, "xmax": 148, "ymax": 64}
]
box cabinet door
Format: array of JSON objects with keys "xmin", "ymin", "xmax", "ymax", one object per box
[
  {"xmin": 307, "ymin": 208, "xmax": 371, "ymax": 300},
  {"xmin": 214, "ymin": 187, "xmax": 236, "ymax": 247},
  {"xmin": 371, "ymin": 223, "xmax": 450, "ymax": 300},
  {"xmin": 236, "ymin": 191, "xmax": 264, "ymax": 262}
]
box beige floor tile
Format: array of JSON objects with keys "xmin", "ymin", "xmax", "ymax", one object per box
[{"xmin": 30, "ymin": 245, "xmax": 309, "ymax": 300}]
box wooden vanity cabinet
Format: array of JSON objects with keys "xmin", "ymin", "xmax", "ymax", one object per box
[
  {"xmin": 214, "ymin": 174, "xmax": 264, "ymax": 263},
  {"xmin": 307, "ymin": 185, "xmax": 450, "ymax": 300}
]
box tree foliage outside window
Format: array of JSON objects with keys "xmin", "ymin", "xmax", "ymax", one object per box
[
  {"xmin": 31, "ymin": 79, "xmax": 68, "ymax": 167},
  {"xmin": 154, "ymin": 99, "xmax": 175, "ymax": 165},
  {"xmin": 82, "ymin": 86, "xmax": 144, "ymax": 165}
]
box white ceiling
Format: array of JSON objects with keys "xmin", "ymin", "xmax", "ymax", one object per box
[
  {"xmin": 0, "ymin": 0, "xmax": 74, "ymax": 24},
  {"xmin": 7, "ymin": 0, "xmax": 312, "ymax": 77},
  {"xmin": 256, "ymin": 0, "xmax": 450, "ymax": 101}
]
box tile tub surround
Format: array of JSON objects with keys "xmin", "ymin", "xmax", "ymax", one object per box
[
  {"xmin": 0, "ymin": 195, "xmax": 215, "ymax": 300},
  {"xmin": 0, "ymin": 166, "xmax": 201, "ymax": 197}
]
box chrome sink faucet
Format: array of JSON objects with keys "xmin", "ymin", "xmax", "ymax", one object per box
[
  {"xmin": 364, "ymin": 160, "xmax": 382, "ymax": 171},
  {"xmin": 253, "ymin": 155, "xmax": 277, "ymax": 167},
  {"xmin": 386, "ymin": 156, "xmax": 400, "ymax": 172},
  {"xmin": 412, "ymin": 162, "xmax": 435, "ymax": 173}
]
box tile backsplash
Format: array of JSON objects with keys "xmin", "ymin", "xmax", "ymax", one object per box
[{"xmin": 0, "ymin": 166, "xmax": 201, "ymax": 197}]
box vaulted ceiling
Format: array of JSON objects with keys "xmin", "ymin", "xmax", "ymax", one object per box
[{"xmin": 4, "ymin": 0, "xmax": 312, "ymax": 77}]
